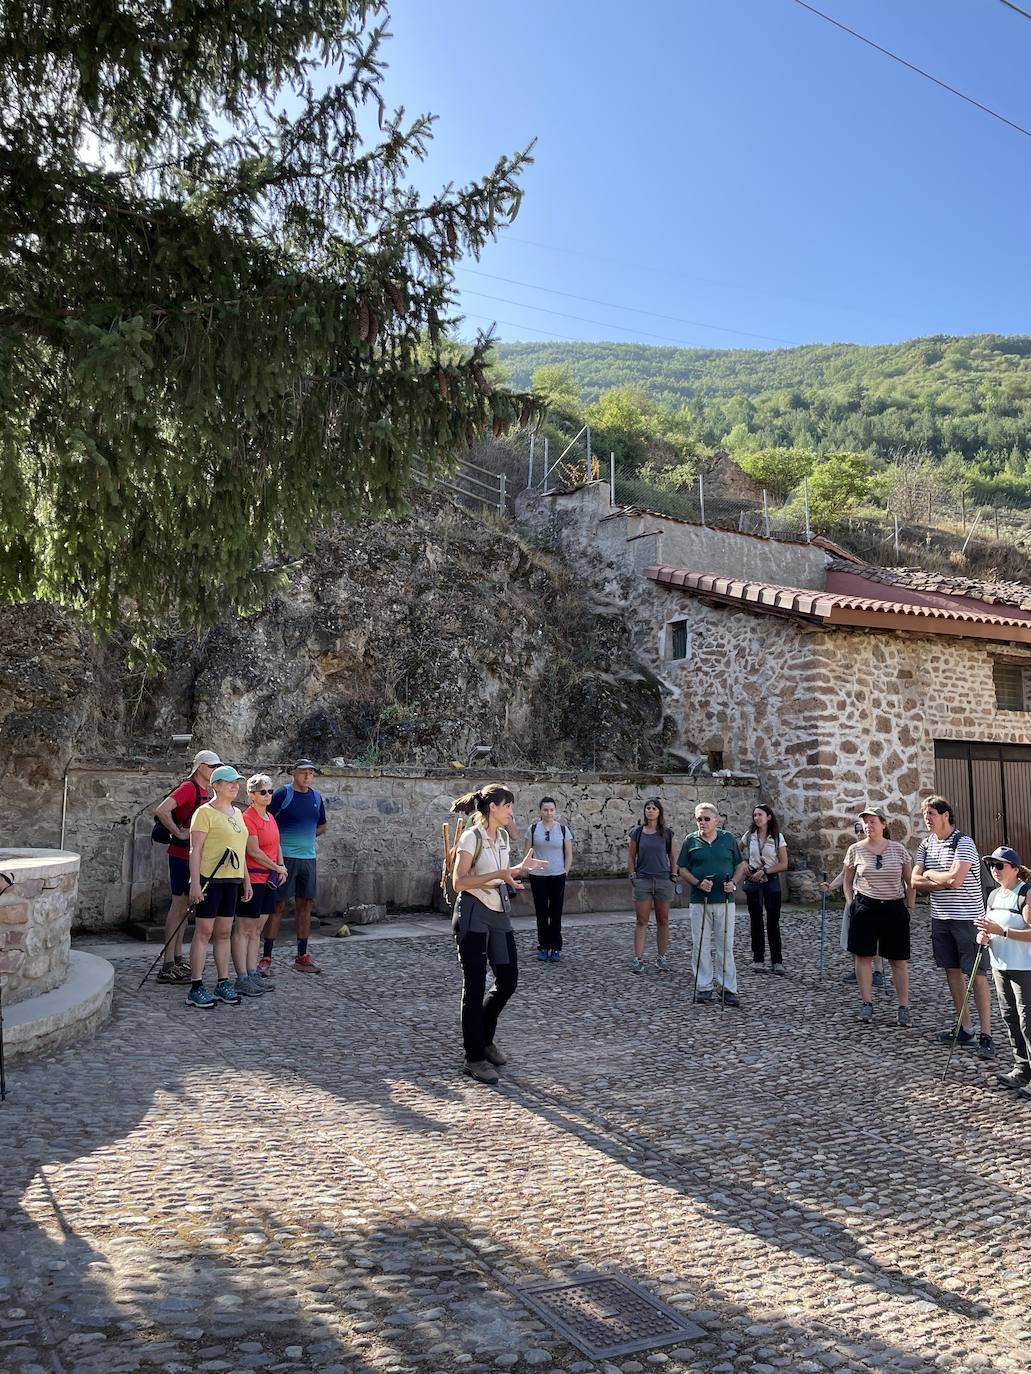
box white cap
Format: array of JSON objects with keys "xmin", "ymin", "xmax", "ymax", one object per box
[{"xmin": 192, "ymin": 749, "xmax": 221, "ymax": 769}]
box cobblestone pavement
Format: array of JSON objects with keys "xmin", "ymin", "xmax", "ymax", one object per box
[{"xmin": 2, "ymin": 910, "xmax": 1030, "ymax": 1374}]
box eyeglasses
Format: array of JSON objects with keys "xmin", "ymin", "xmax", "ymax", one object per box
[{"xmin": 253, "ymin": 788, "xmax": 273, "ymax": 795}]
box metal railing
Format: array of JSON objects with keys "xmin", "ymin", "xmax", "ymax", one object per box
[{"xmin": 413, "ymin": 457, "xmax": 508, "ymax": 515}]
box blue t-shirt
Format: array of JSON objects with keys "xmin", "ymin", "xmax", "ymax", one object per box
[{"xmin": 269, "ymin": 785, "xmax": 326, "ymax": 860}]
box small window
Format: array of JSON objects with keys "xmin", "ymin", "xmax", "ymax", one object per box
[
  {"xmin": 707, "ymin": 749, "xmax": 724, "ymax": 772},
  {"xmin": 670, "ymin": 620, "xmax": 688, "ymax": 660},
  {"xmin": 994, "ymin": 661, "xmax": 1028, "ymax": 712}
]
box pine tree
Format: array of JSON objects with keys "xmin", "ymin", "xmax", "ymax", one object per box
[{"xmin": 0, "ymin": 1, "xmax": 540, "ymax": 645}]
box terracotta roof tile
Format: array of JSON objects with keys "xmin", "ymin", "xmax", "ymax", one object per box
[{"xmin": 827, "ymin": 557, "xmax": 1031, "ymax": 612}]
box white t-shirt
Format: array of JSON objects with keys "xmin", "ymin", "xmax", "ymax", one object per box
[
  {"xmin": 914, "ymin": 830, "xmax": 984, "ymax": 922},
  {"xmin": 741, "ymin": 832, "xmax": 786, "ymax": 871},
  {"xmin": 456, "ymin": 825, "xmax": 510, "ymax": 913}
]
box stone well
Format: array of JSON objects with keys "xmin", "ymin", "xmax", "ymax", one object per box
[{"xmin": 0, "ymin": 848, "xmax": 112, "ymax": 1062}]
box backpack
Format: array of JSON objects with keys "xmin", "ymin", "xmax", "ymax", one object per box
[
  {"xmin": 441, "ymin": 822, "xmax": 510, "ymax": 907},
  {"xmin": 530, "ymin": 820, "xmax": 570, "ymax": 849},
  {"xmin": 630, "ymin": 825, "xmax": 674, "ymax": 869},
  {"xmin": 274, "ymin": 783, "xmax": 322, "ymax": 816},
  {"xmin": 151, "ymin": 778, "xmax": 204, "ymax": 845}
]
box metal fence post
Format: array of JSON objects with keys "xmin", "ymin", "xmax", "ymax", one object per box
[
  {"xmin": 499, "ymin": 471, "xmax": 507, "ymax": 515},
  {"xmin": 894, "ymin": 514, "xmax": 900, "ymax": 563},
  {"xmin": 610, "ymin": 451, "xmax": 615, "ymax": 506},
  {"xmin": 543, "ymin": 436, "xmax": 550, "ymax": 495},
  {"xmin": 698, "ymin": 473, "xmax": 706, "ymax": 526},
  {"xmin": 763, "ymin": 488, "xmax": 770, "ymax": 537},
  {"xmin": 586, "ymin": 426, "xmax": 592, "ymax": 483},
  {"xmin": 527, "ymin": 432, "xmax": 535, "ymax": 490},
  {"xmin": 803, "ymin": 477, "xmax": 811, "ymax": 541}
]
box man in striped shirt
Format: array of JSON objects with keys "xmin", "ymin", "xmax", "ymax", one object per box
[{"xmin": 912, "ymin": 795, "xmax": 994, "ymax": 1058}]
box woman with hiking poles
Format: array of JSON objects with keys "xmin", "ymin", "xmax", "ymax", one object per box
[
  {"xmin": 842, "ymin": 804, "xmax": 913, "ymax": 1028},
  {"xmin": 187, "ymin": 765, "xmax": 252, "ymax": 1009},
  {"xmin": 628, "ymin": 798, "xmax": 676, "ymax": 974},
  {"xmin": 742, "ymin": 804, "xmax": 788, "ymax": 975},
  {"xmin": 975, "ymin": 847, "xmax": 1031, "ymax": 1097},
  {"xmin": 450, "ymin": 784, "xmax": 546, "ymax": 1085}
]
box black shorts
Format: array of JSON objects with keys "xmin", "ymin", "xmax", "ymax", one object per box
[
  {"xmin": 847, "ymin": 893, "xmax": 910, "ymax": 961},
  {"xmin": 196, "ymin": 878, "xmax": 241, "ymax": 921},
  {"xmin": 931, "ymin": 917, "xmax": 989, "ymax": 976},
  {"xmin": 236, "ymin": 884, "xmax": 277, "ymax": 920},
  {"xmin": 280, "ymin": 856, "xmax": 317, "ymax": 901},
  {"xmin": 168, "ymin": 855, "xmax": 190, "ymax": 897}
]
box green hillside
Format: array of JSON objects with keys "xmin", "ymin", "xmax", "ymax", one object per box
[{"xmin": 496, "ymin": 334, "xmax": 1031, "ymax": 477}]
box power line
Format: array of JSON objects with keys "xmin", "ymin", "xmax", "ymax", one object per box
[
  {"xmin": 462, "ymin": 311, "xmax": 582, "ymax": 341},
  {"xmin": 998, "ymin": 0, "xmax": 1031, "ymax": 23},
  {"xmin": 458, "ymin": 287, "xmax": 797, "ymax": 349},
  {"xmin": 791, "ymin": 0, "xmax": 1031, "ymax": 140},
  {"xmin": 455, "ymin": 267, "xmax": 798, "ymax": 345}
]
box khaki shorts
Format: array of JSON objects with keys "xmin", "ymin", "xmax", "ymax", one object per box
[{"xmin": 633, "ymin": 876, "xmax": 675, "ymax": 903}]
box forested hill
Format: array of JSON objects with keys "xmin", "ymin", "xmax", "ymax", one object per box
[{"xmin": 495, "ymin": 334, "xmax": 1031, "ymax": 468}]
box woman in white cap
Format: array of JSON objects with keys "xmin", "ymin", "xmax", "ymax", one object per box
[
  {"xmin": 843, "ymin": 804, "xmax": 913, "ymax": 1027},
  {"xmin": 975, "ymin": 847, "xmax": 1031, "ymax": 1095},
  {"xmin": 187, "ymin": 765, "xmax": 252, "ymax": 1008}
]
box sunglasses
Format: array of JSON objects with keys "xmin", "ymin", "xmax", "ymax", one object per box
[
  {"xmin": 987, "ymin": 861, "xmax": 1005, "ymax": 870},
  {"xmin": 875, "ymin": 854, "xmax": 883, "ymax": 870},
  {"xmin": 253, "ymin": 788, "xmax": 273, "ymax": 795}
]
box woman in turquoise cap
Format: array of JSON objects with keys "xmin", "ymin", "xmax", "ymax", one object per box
[{"xmin": 186, "ymin": 764, "xmax": 252, "ymax": 1008}]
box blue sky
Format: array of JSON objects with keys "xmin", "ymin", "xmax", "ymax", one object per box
[{"xmin": 374, "ymin": 0, "xmax": 1031, "ymax": 351}]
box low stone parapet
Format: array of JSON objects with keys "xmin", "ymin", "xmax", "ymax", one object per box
[{"xmin": 0, "ymin": 848, "xmax": 80, "ymax": 1007}]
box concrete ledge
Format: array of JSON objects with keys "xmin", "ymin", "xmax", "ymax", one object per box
[{"xmin": 4, "ymin": 949, "xmax": 113, "ymax": 1062}]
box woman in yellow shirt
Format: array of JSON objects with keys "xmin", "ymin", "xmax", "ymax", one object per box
[{"xmin": 187, "ymin": 765, "xmax": 252, "ymax": 1008}]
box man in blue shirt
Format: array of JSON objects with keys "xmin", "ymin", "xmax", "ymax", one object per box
[{"xmin": 259, "ymin": 760, "xmax": 327, "ymax": 975}]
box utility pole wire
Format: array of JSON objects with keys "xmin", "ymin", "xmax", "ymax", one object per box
[
  {"xmin": 791, "ymin": 0, "xmax": 1031, "ymax": 140},
  {"xmin": 998, "ymin": 0, "xmax": 1031, "ymax": 23}
]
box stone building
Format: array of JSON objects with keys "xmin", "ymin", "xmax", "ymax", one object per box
[{"xmin": 518, "ymin": 483, "xmax": 1031, "ymax": 873}]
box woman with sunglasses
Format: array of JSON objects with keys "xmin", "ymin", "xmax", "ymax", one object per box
[
  {"xmin": 187, "ymin": 765, "xmax": 252, "ymax": 1008},
  {"xmin": 975, "ymin": 847, "xmax": 1031, "ymax": 1094},
  {"xmin": 232, "ymin": 773, "xmax": 289, "ymax": 998},
  {"xmin": 843, "ymin": 804, "xmax": 913, "ymax": 1026}
]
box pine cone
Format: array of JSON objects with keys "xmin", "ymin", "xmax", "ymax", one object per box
[
  {"xmin": 446, "ymin": 219, "xmax": 458, "ymax": 252},
  {"xmin": 437, "ymin": 370, "xmax": 449, "ymax": 401},
  {"xmin": 472, "ymin": 365, "xmax": 492, "ymax": 396},
  {"xmin": 358, "ymin": 299, "xmax": 371, "ymax": 341},
  {"xmin": 366, "ymin": 309, "xmax": 379, "ymax": 348}
]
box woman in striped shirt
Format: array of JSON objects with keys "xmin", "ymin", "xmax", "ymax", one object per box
[{"xmin": 843, "ymin": 804, "xmax": 914, "ymax": 1028}]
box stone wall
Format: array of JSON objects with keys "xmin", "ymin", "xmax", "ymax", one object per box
[
  {"xmin": 26, "ymin": 767, "xmax": 762, "ymax": 930},
  {"xmin": 0, "ymin": 849, "xmax": 80, "ymax": 1006}
]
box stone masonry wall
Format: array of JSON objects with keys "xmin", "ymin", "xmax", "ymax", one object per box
[
  {"xmin": 0, "ymin": 850, "xmax": 80, "ymax": 1007},
  {"xmin": 41, "ymin": 767, "xmax": 761, "ymax": 930}
]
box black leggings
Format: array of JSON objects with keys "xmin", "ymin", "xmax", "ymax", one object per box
[
  {"xmin": 529, "ymin": 874, "xmax": 566, "ymax": 951},
  {"xmin": 747, "ymin": 886, "xmax": 783, "ymax": 964},
  {"xmin": 457, "ymin": 930, "xmax": 518, "ymax": 1062}
]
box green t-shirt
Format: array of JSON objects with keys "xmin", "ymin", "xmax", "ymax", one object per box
[{"xmin": 677, "ymin": 829, "xmax": 742, "ymax": 901}]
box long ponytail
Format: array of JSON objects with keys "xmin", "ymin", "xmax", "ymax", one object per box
[{"xmin": 450, "ymin": 784, "xmax": 514, "ymax": 823}]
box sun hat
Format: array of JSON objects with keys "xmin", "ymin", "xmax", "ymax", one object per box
[
  {"xmin": 210, "ymin": 765, "xmax": 243, "ymax": 783},
  {"xmin": 858, "ymin": 803, "xmax": 889, "ymax": 822},
  {"xmin": 983, "ymin": 846, "xmax": 1021, "ymax": 868},
  {"xmin": 192, "ymin": 749, "xmax": 221, "ymax": 769}
]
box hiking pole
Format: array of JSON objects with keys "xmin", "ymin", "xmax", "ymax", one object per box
[
  {"xmin": 0, "ymin": 870, "xmax": 14, "ymax": 1102},
  {"xmin": 941, "ymin": 942, "xmax": 985, "ymax": 1083},
  {"xmin": 818, "ymin": 871, "xmax": 828, "ymax": 979},
  {"xmin": 136, "ymin": 849, "xmax": 234, "ymax": 990},
  {"xmin": 720, "ymin": 896, "xmax": 730, "ymax": 1011},
  {"xmin": 692, "ymin": 896, "xmax": 708, "ymax": 1004}
]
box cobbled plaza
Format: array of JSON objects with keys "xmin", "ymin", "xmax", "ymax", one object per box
[{"xmin": 2, "ymin": 909, "xmax": 1030, "ymax": 1374}]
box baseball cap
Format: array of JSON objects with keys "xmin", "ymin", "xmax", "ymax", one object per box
[
  {"xmin": 192, "ymin": 749, "xmax": 221, "ymax": 769},
  {"xmin": 292, "ymin": 758, "xmax": 317, "ymax": 770},
  {"xmin": 858, "ymin": 803, "xmax": 889, "ymax": 822},
  {"xmin": 984, "ymin": 846, "xmax": 1021, "ymax": 868},
  {"xmin": 210, "ymin": 765, "xmax": 243, "ymax": 783}
]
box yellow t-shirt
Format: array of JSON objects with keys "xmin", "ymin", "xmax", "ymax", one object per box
[{"xmin": 190, "ymin": 803, "xmax": 248, "ymax": 880}]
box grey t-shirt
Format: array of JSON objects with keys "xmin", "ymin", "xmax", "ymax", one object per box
[
  {"xmin": 633, "ymin": 827, "xmax": 673, "ymax": 878},
  {"xmin": 525, "ymin": 820, "xmax": 571, "ymax": 877}
]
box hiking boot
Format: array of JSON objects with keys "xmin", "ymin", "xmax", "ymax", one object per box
[
  {"xmin": 723, "ymin": 990, "xmax": 740, "ymax": 1007},
  {"xmin": 537, "ymin": 948, "xmax": 549, "ymax": 962},
  {"xmin": 695, "ymin": 988, "xmax": 714, "ymax": 1004},
  {"xmin": 1018, "ymin": 1084, "xmax": 1031, "ymax": 1101},
  {"xmin": 185, "ymin": 984, "xmax": 215, "ymax": 1009},
  {"xmin": 655, "ymin": 955, "xmax": 671, "ymax": 972},
  {"xmin": 463, "ymin": 1059, "xmax": 499, "ymax": 1085},
  {"xmin": 859, "ymin": 1001, "xmax": 874, "ymax": 1024},
  {"xmin": 751, "ymin": 959, "xmax": 766, "ymax": 972},
  {"xmin": 257, "ymin": 955, "xmax": 273, "ymax": 978},
  {"xmin": 173, "ymin": 957, "xmax": 191, "ymax": 977},
  {"xmin": 976, "ymin": 1034, "xmax": 996, "ymax": 1060},
  {"xmin": 214, "ymin": 978, "xmax": 241, "ymax": 1005},
  {"xmin": 549, "ymin": 949, "xmax": 561, "ymax": 963},
  {"xmin": 293, "ymin": 953, "xmax": 321, "ymax": 974},
  {"xmin": 631, "ymin": 957, "xmax": 645, "ymax": 974},
  {"xmin": 156, "ymin": 964, "xmax": 181, "ymax": 985},
  {"xmin": 896, "ymin": 1006, "xmax": 911, "ymax": 1028},
  {"xmin": 872, "ymin": 970, "xmax": 886, "ymax": 991},
  {"xmin": 842, "ymin": 970, "xmax": 857, "ymax": 984},
  {"xmin": 771, "ymin": 963, "xmax": 786, "ymax": 977},
  {"xmin": 235, "ymin": 975, "xmax": 262, "ymax": 998},
  {"xmin": 938, "ymin": 1026, "xmax": 977, "ymax": 1048},
  {"xmin": 483, "ymin": 1042, "xmax": 507, "ymax": 1066},
  {"xmin": 992, "ymin": 1067, "xmax": 1031, "ymax": 1091}
]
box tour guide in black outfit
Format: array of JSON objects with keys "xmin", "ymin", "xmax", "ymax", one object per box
[{"xmin": 450, "ymin": 785, "xmax": 546, "ymax": 1085}]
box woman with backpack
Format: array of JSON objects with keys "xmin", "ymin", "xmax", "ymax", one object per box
[
  {"xmin": 741, "ymin": 804, "xmax": 789, "ymax": 975},
  {"xmin": 975, "ymin": 847, "xmax": 1031, "ymax": 1095},
  {"xmin": 451, "ymin": 784, "xmax": 547, "ymax": 1085},
  {"xmin": 524, "ymin": 796, "xmax": 573, "ymax": 963},
  {"xmin": 627, "ymin": 798, "xmax": 676, "ymax": 974}
]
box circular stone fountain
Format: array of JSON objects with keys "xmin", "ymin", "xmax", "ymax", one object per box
[{"xmin": 0, "ymin": 848, "xmax": 113, "ymax": 1062}]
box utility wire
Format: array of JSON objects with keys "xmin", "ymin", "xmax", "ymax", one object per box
[
  {"xmin": 791, "ymin": 0, "xmax": 1031, "ymax": 140},
  {"xmin": 459, "ymin": 287, "xmax": 798, "ymax": 349},
  {"xmin": 463, "ymin": 312, "xmax": 582, "ymax": 341},
  {"xmin": 998, "ymin": 0, "xmax": 1031, "ymax": 23},
  {"xmin": 455, "ymin": 267, "xmax": 799, "ymax": 345}
]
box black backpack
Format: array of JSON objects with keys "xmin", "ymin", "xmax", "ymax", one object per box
[
  {"xmin": 152, "ymin": 778, "xmax": 204, "ymax": 845},
  {"xmin": 530, "ymin": 820, "xmax": 570, "ymax": 848}
]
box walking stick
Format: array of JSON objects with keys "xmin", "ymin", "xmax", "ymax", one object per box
[
  {"xmin": 720, "ymin": 895, "xmax": 730, "ymax": 1011},
  {"xmin": 0, "ymin": 869, "xmax": 14, "ymax": 1102},
  {"xmin": 692, "ymin": 896, "xmax": 709, "ymax": 1004},
  {"xmin": 137, "ymin": 848, "xmax": 235, "ymax": 990},
  {"xmin": 941, "ymin": 943, "xmax": 985, "ymax": 1083},
  {"xmin": 818, "ymin": 871, "xmax": 828, "ymax": 979}
]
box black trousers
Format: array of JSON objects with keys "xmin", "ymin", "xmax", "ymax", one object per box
[
  {"xmin": 993, "ymin": 966, "xmax": 1031, "ymax": 1076},
  {"xmin": 746, "ymin": 885, "xmax": 783, "ymax": 964},
  {"xmin": 529, "ymin": 874, "xmax": 566, "ymax": 951},
  {"xmin": 458, "ymin": 930, "xmax": 518, "ymax": 1062}
]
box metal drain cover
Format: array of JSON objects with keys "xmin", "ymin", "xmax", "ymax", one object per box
[{"xmin": 517, "ymin": 1272, "xmax": 704, "ymax": 1358}]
